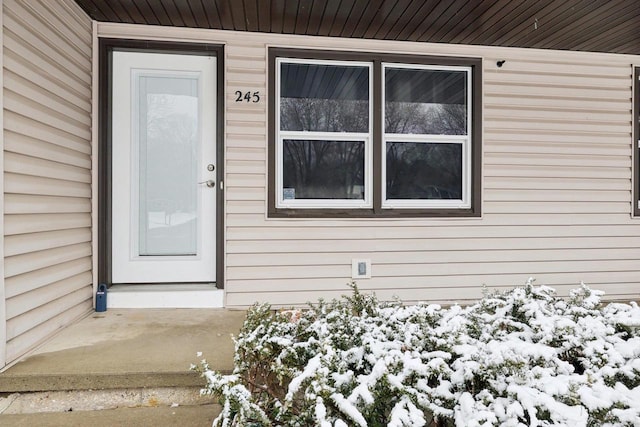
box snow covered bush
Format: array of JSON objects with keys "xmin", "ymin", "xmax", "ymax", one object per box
[{"xmin": 193, "ymin": 281, "xmax": 640, "ymax": 426}]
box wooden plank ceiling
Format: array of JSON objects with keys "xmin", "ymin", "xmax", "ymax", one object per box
[{"xmin": 75, "ymin": 0, "xmax": 640, "ymax": 55}]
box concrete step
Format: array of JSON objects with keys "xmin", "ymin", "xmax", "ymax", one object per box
[
  {"xmin": 0, "ymin": 403, "xmax": 221, "ymax": 426},
  {"xmin": 0, "ymin": 371, "xmax": 209, "ymax": 393},
  {"xmin": 0, "ymin": 308, "xmax": 245, "ymax": 419},
  {"xmin": 0, "ymin": 386, "xmax": 214, "ymax": 414}
]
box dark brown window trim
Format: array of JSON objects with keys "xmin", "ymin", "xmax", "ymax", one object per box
[
  {"xmin": 635, "ymin": 67, "xmax": 640, "ymax": 217},
  {"xmin": 268, "ymin": 47, "xmax": 482, "ymax": 218},
  {"xmin": 98, "ymin": 38, "xmax": 225, "ymax": 288}
]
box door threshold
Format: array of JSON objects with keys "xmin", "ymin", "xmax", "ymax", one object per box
[{"xmin": 107, "ymin": 284, "xmax": 223, "ymax": 309}]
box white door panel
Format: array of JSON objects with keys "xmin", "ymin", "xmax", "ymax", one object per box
[{"xmin": 112, "ymin": 51, "xmax": 216, "ymax": 283}]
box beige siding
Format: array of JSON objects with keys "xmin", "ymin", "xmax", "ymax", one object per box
[
  {"xmin": 3, "ymin": 0, "xmax": 92, "ymax": 364},
  {"xmin": 96, "ymin": 24, "xmax": 640, "ymax": 308}
]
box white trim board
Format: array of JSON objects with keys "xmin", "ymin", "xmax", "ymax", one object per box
[{"xmin": 107, "ymin": 284, "xmax": 223, "ymax": 308}]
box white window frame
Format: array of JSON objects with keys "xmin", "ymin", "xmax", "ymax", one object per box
[
  {"xmin": 275, "ymin": 57, "xmax": 373, "ymax": 209},
  {"xmin": 381, "ymin": 63, "xmax": 472, "ymax": 209}
]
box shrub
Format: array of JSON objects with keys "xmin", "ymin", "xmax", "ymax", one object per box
[{"xmin": 193, "ymin": 281, "xmax": 640, "ymax": 426}]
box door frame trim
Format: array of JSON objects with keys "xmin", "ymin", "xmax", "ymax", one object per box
[{"xmin": 98, "ymin": 38, "xmax": 225, "ymax": 288}]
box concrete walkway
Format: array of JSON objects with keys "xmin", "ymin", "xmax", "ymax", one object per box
[
  {"xmin": 1, "ymin": 404, "xmax": 219, "ymax": 426},
  {"xmin": 0, "ymin": 308, "xmax": 247, "ymax": 424}
]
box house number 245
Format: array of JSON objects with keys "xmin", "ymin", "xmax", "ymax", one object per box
[{"xmin": 235, "ymin": 90, "xmax": 260, "ymax": 103}]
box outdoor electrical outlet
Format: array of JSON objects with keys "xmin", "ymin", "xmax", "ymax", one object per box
[
  {"xmin": 358, "ymin": 262, "xmax": 367, "ymax": 275},
  {"xmin": 351, "ymin": 259, "xmax": 371, "ymax": 279}
]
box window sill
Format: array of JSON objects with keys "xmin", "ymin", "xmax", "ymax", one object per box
[{"xmin": 268, "ymin": 207, "xmax": 481, "ymax": 218}]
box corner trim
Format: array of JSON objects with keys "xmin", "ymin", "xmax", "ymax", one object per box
[
  {"xmin": 91, "ymin": 20, "xmax": 99, "ymax": 308},
  {"xmin": 634, "ymin": 67, "xmax": 639, "ymax": 217},
  {"xmin": 0, "ymin": 0, "xmax": 7, "ymax": 368}
]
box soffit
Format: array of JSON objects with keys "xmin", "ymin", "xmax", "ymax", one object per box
[{"xmin": 75, "ymin": 0, "xmax": 640, "ymax": 56}]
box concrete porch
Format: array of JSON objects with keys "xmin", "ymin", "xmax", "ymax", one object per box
[{"xmin": 0, "ymin": 308, "xmax": 247, "ymax": 426}]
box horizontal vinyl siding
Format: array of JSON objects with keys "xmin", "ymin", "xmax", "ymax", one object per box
[
  {"xmin": 218, "ymin": 33, "xmax": 639, "ymax": 306},
  {"xmin": 3, "ymin": 0, "xmax": 92, "ymax": 364},
  {"xmin": 95, "ymin": 24, "xmax": 640, "ymax": 308}
]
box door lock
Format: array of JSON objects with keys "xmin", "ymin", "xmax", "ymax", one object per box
[
  {"xmin": 207, "ymin": 164, "xmax": 215, "ymax": 172},
  {"xmin": 198, "ymin": 180, "xmax": 216, "ymax": 188}
]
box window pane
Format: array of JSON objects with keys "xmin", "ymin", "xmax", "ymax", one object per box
[
  {"xmin": 280, "ymin": 62, "xmax": 369, "ymax": 133},
  {"xmin": 137, "ymin": 75, "xmax": 198, "ymax": 255},
  {"xmin": 283, "ymin": 139, "xmax": 365, "ymax": 200},
  {"xmin": 385, "ymin": 67, "xmax": 467, "ymax": 135},
  {"xmin": 386, "ymin": 142, "xmax": 462, "ymax": 200}
]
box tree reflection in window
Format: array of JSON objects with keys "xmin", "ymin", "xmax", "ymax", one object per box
[
  {"xmin": 385, "ymin": 102, "xmax": 466, "ymax": 135},
  {"xmin": 279, "ymin": 61, "xmax": 369, "ymax": 201},
  {"xmin": 283, "ymin": 139, "xmax": 365, "ymax": 199},
  {"xmin": 385, "ymin": 68, "xmax": 467, "ymax": 135},
  {"xmin": 386, "ymin": 142, "xmax": 462, "ymax": 200},
  {"xmin": 139, "ymin": 76, "xmax": 199, "ymax": 255},
  {"xmin": 275, "ymin": 57, "xmax": 473, "ymax": 208},
  {"xmin": 384, "ymin": 67, "xmax": 468, "ymax": 203},
  {"xmin": 280, "ymin": 98, "xmax": 369, "ymax": 133},
  {"xmin": 280, "ymin": 63, "xmax": 369, "ymax": 132}
]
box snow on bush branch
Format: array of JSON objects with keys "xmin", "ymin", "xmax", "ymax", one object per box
[{"xmin": 193, "ymin": 280, "xmax": 640, "ymax": 426}]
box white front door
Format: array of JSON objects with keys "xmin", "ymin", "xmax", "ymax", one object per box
[{"xmin": 111, "ymin": 51, "xmax": 216, "ymax": 283}]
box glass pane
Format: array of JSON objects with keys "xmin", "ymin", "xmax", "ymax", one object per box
[
  {"xmin": 137, "ymin": 75, "xmax": 199, "ymax": 256},
  {"xmin": 283, "ymin": 139, "xmax": 365, "ymax": 200},
  {"xmin": 280, "ymin": 62, "xmax": 369, "ymax": 132},
  {"xmin": 385, "ymin": 67, "xmax": 467, "ymax": 135},
  {"xmin": 386, "ymin": 142, "xmax": 462, "ymax": 200}
]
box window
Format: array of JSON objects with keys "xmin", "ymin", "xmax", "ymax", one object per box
[
  {"xmin": 269, "ymin": 49, "xmax": 482, "ymax": 217},
  {"xmin": 383, "ymin": 64, "xmax": 471, "ymax": 209},
  {"xmin": 276, "ymin": 59, "xmax": 372, "ymax": 208}
]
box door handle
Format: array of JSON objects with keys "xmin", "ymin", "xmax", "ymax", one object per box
[{"xmin": 198, "ymin": 180, "xmax": 216, "ymax": 188}]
